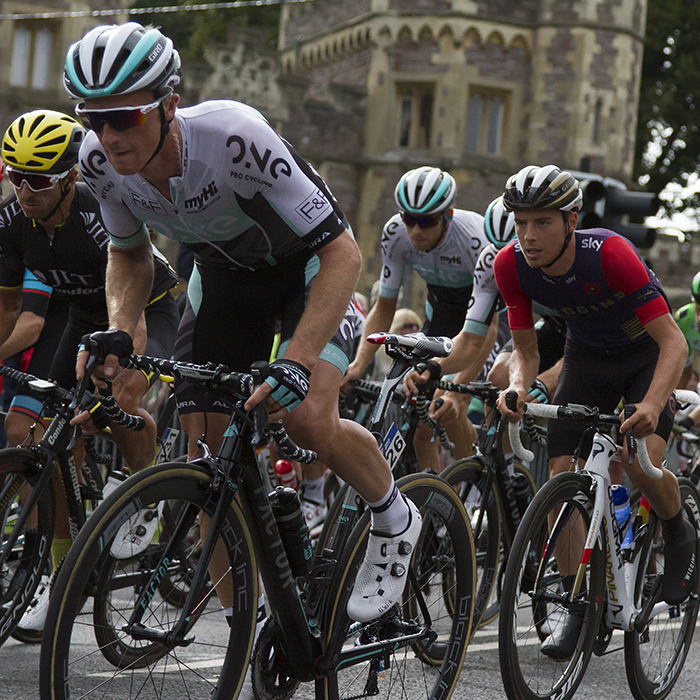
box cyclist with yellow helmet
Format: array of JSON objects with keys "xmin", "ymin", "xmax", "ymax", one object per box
[{"xmin": 0, "ymin": 109, "xmax": 179, "ymax": 638}]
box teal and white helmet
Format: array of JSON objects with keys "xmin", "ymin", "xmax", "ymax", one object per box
[
  {"xmin": 394, "ymin": 167, "xmax": 457, "ymax": 216},
  {"xmin": 64, "ymin": 22, "xmax": 181, "ymax": 99},
  {"xmin": 484, "ymin": 197, "xmax": 516, "ymax": 250}
]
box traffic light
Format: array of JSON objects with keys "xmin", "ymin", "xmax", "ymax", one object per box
[
  {"xmin": 570, "ymin": 171, "xmax": 659, "ymax": 249},
  {"xmin": 601, "ymin": 180, "xmax": 659, "ymax": 249},
  {"xmin": 577, "ymin": 175, "xmax": 606, "ymax": 229}
]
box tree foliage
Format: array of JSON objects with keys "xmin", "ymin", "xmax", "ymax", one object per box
[
  {"xmin": 634, "ymin": 0, "xmax": 700, "ymax": 219},
  {"xmin": 128, "ymin": 0, "xmax": 280, "ymax": 61}
]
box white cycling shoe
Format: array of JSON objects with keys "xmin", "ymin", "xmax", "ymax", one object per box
[
  {"xmin": 13, "ymin": 573, "xmax": 51, "ymax": 643},
  {"xmin": 110, "ymin": 502, "xmax": 164, "ymax": 559},
  {"xmin": 347, "ymin": 498, "xmax": 422, "ymax": 623}
]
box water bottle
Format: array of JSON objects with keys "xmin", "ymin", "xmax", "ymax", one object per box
[
  {"xmin": 612, "ymin": 484, "xmax": 633, "ymax": 548},
  {"xmin": 274, "ymin": 459, "xmax": 298, "ymax": 490},
  {"xmin": 269, "ymin": 486, "xmax": 313, "ymax": 577}
]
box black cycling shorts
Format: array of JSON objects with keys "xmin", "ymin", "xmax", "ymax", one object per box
[
  {"xmin": 174, "ymin": 255, "xmax": 356, "ymax": 415},
  {"xmin": 547, "ymin": 335, "xmax": 675, "ymax": 459}
]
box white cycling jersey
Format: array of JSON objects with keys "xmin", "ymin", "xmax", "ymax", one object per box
[
  {"xmin": 378, "ymin": 209, "xmax": 487, "ymax": 298},
  {"xmin": 78, "ymin": 100, "xmax": 347, "ymax": 270}
]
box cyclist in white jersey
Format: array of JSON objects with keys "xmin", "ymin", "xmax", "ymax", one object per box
[
  {"xmin": 344, "ymin": 167, "xmax": 487, "ymax": 467},
  {"xmin": 65, "ymin": 21, "xmax": 420, "ymax": 627}
]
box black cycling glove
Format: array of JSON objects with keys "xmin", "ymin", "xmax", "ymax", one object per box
[
  {"xmin": 264, "ymin": 359, "xmax": 311, "ymax": 411},
  {"xmin": 78, "ymin": 329, "xmax": 133, "ymax": 364}
]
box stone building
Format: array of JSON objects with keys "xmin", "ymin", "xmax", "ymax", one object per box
[
  {"xmin": 2, "ymin": 0, "xmax": 688, "ymax": 306},
  {"xmin": 201, "ymin": 0, "xmax": 658, "ymax": 307}
]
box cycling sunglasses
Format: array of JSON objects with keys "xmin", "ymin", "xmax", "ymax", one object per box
[
  {"xmin": 6, "ymin": 166, "xmax": 70, "ymax": 192},
  {"xmin": 75, "ymin": 92, "xmax": 169, "ymax": 133},
  {"xmin": 400, "ymin": 212, "xmax": 444, "ymax": 229}
]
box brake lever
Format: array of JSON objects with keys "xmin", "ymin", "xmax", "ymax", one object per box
[{"xmin": 623, "ymin": 403, "xmax": 636, "ymax": 465}]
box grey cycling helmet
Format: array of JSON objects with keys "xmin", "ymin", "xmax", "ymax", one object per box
[
  {"xmin": 484, "ymin": 197, "xmax": 515, "ymax": 250},
  {"xmin": 394, "ymin": 167, "xmax": 457, "ymax": 216},
  {"xmin": 503, "ymin": 165, "xmax": 582, "ymax": 213},
  {"xmin": 64, "ymin": 22, "xmax": 181, "ymax": 99}
]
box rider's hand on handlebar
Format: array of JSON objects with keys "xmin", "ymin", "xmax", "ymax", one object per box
[
  {"xmin": 497, "ymin": 387, "xmax": 526, "ymax": 422},
  {"xmin": 404, "ymin": 367, "xmax": 431, "ymax": 396},
  {"xmin": 340, "ymin": 361, "xmax": 365, "ymax": 393},
  {"xmin": 76, "ymin": 329, "xmax": 134, "ymax": 388},
  {"xmin": 619, "ymin": 400, "xmax": 659, "ymax": 438}
]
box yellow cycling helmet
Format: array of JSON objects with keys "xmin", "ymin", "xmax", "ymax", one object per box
[{"xmin": 1, "ymin": 110, "xmax": 85, "ymax": 174}]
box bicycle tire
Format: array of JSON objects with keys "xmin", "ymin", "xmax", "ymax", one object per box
[
  {"xmin": 624, "ymin": 478, "xmax": 700, "ymax": 700},
  {"xmin": 498, "ymin": 471, "xmax": 605, "ymax": 700},
  {"xmin": 316, "ymin": 472, "xmax": 475, "ymax": 700},
  {"xmin": 441, "ymin": 456, "xmax": 502, "ymax": 633},
  {"xmin": 39, "ymin": 460, "xmax": 258, "ymax": 700},
  {"xmin": 0, "ymin": 449, "xmax": 54, "ymax": 648}
]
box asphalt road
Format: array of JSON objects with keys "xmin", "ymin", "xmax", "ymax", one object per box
[{"xmin": 4, "ymin": 615, "xmax": 700, "ymax": 700}]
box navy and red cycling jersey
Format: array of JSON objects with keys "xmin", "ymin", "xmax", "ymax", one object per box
[{"xmin": 494, "ymin": 228, "xmax": 670, "ymax": 348}]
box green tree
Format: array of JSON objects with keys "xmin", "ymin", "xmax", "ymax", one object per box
[
  {"xmin": 128, "ymin": 0, "xmax": 280, "ymax": 61},
  {"xmin": 634, "ymin": 0, "xmax": 700, "ymax": 221}
]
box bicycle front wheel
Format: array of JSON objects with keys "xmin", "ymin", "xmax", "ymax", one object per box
[
  {"xmin": 0, "ymin": 448, "xmax": 54, "ymax": 648},
  {"xmin": 498, "ymin": 471, "xmax": 605, "ymax": 700},
  {"xmin": 40, "ymin": 461, "xmax": 258, "ymax": 700},
  {"xmin": 624, "ymin": 478, "xmax": 700, "ymax": 700},
  {"xmin": 317, "ymin": 472, "xmax": 475, "ymax": 700}
]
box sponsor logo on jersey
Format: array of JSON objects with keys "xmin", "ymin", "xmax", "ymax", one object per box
[
  {"xmin": 226, "ymin": 135, "xmax": 292, "ymax": 180},
  {"xmin": 184, "ymin": 181, "xmax": 219, "ymax": 210},
  {"xmin": 130, "ymin": 191, "xmax": 167, "ymax": 215},
  {"xmin": 440, "ymin": 255, "xmax": 462, "ymax": 265},
  {"xmin": 295, "ymin": 189, "xmax": 331, "ymax": 223},
  {"xmin": 580, "ymin": 236, "xmax": 603, "ymax": 251}
]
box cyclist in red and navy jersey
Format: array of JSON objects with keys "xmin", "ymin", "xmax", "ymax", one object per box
[{"xmin": 494, "ymin": 164, "xmax": 695, "ymax": 660}]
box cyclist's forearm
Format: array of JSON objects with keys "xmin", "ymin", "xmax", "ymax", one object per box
[
  {"xmin": 0, "ymin": 311, "xmax": 44, "ymax": 360},
  {"xmin": 106, "ymin": 242, "xmax": 154, "ymax": 338},
  {"xmin": 444, "ymin": 321, "xmax": 497, "ymax": 380},
  {"xmin": 0, "ymin": 288, "xmax": 22, "ymax": 352},
  {"xmin": 642, "ymin": 314, "xmax": 687, "ymax": 414}
]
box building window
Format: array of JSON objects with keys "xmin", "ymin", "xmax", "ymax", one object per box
[
  {"xmin": 592, "ymin": 98, "xmax": 603, "ymax": 145},
  {"xmin": 10, "ymin": 23, "xmax": 55, "ymax": 89},
  {"xmin": 396, "ymin": 84, "xmax": 434, "ymax": 148},
  {"xmin": 465, "ymin": 87, "xmax": 508, "ymax": 156}
]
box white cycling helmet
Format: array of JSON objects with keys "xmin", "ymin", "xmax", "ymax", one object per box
[
  {"xmin": 484, "ymin": 197, "xmax": 516, "ymax": 250},
  {"xmin": 394, "ymin": 167, "xmax": 457, "ymax": 216},
  {"xmin": 64, "ymin": 22, "xmax": 181, "ymax": 99}
]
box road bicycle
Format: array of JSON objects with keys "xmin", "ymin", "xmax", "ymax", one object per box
[
  {"xmin": 498, "ymin": 390, "xmax": 700, "ymax": 700},
  {"xmin": 0, "ymin": 359, "xmax": 143, "ymax": 648},
  {"xmin": 40, "ymin": 345, "xmax": 476, "ymax": 700},
  {"xmin": 437, "ymin": 379, "xmax": 538, "ymax": 635}
]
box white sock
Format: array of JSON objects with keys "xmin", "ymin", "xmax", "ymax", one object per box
[
  {"xmin": 368, "ymin": 482, "xmax": 410, "ymax": 535},
  {"xmin": 301, "ymin": 475, "xmax": 325, "ymax": 504}
]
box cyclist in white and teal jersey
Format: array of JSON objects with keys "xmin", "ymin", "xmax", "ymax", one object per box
[
  {"xmin": 65, "ymin": 21, "xmax": 420, "ymax": 627},
  {"xmin": 343, "ymin": 166, "xmax": 487, "ymax": 467}
]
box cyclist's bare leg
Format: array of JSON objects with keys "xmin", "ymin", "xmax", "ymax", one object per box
[
  {"xmin": 281, "ymin": 360, "xmax": 392, "ymax": 503},
  {"xmin": 622, "ymin": 432, "xmax": 681, "ymax": 520},
  {"xmin": 549, "ymin": 454, "xmax": 586, "ymax": 576},
  {"xmin": 413, "ymin": 415, "xmax": 476, "ymax": 472}
]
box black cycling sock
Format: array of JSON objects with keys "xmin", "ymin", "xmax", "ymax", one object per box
[{"xmin": 661, "ymin": 508, "xmax": 686, "ymax": 543}]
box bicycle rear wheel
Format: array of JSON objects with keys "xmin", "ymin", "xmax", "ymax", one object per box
[
  {"xmin": 0, "ymin": 448, "xmax": 54, "ymax": 648},
  {"xmin": 40, "ymin": 461, "xmax": 258, "ymax": 700},
  {"xmin": 498, "ymin": 471, "xmax": 605, "ymax": 700},
  {"xmin": 316, "ymin": 472, "xmax": 475, "ymax": 700},
  {"xmin": 441, "ymin": 456, "xmax": 502, "ymax": 632},
  {"xmin": 624, "ymin": 478, "xmax": 700, "ymax": 700}
]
